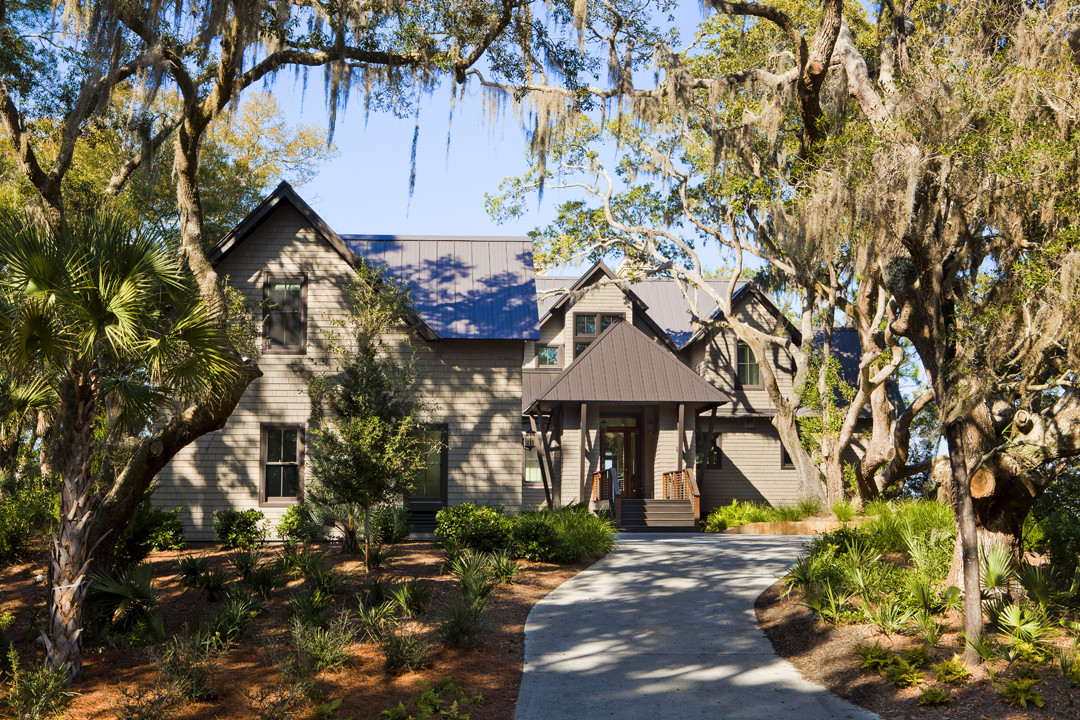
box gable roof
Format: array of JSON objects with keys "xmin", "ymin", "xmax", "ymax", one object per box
[
  {"xmin": 527, "ymin": 320, "xmax": 730, "ymax": 411},
  {"xmin": 208, "ymin": 182, "xmax": 539, "ymax": 341}
]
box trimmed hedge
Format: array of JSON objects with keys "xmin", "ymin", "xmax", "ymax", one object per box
[{"xmin": 212, "ymin": 509, "xmax": 266, "ymax": 549}]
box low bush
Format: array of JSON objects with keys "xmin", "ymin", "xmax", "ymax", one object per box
[
  {"xmin": 361, "ymin": 542, "xmax": 394, "ymax": 573},
  {"xmin": 201, "ymin": 589, "xmax": 263, "ymax": 649},
  {"xmin": 998, "ymin": 675, "xmax": 1045, "ymax": 708},
  {"xmin": 435, "ymin": 504, "xmax": 512, "ymax": 553},
  {"xmin": 359, "ymin": 576, "xmax": 391, "ymax": 610},
  {"xmin": 3, "ymin": 647, "xmax": 74, "ymax": 720},
  {"xmin": 276, "ymin": 503, "xmax": 325, "ymax": 546},
  {"xmin": 854, "ymin": 641, "xmax": 894, "ymax": 672},
  {"xmin": 832, "ymin": 501, "xmax": 856, "ymax": 522},
  {"xmin": 510, "ymin": 513, "xmax": 562, "ymax": 562},
  {"xmin": 885, "ymin": 657, "xmax": 924, "ymax": 688},
  {"xmin": 931, "ymin": 655, "xmax": 971, "ymax": 685},
  {"xmin": 155, "ymin": 634, "xmax": 220, "ymax": 701},
  {"xmin": 196, "ymin": 568, "xmax": 230, "ymax": 602},
  {"xmin": 212, "ymin": 509, "xmax": 266, "ymax": 549},
  {"xmin": 437, "ymin": 593, "xmax": 487, "ymax": 650},
  {"xmin": 357, "ymin": 601, "xmax": 397, "ymax": 643},
  {"xmin": 490, "ymin": 550, "xmax": 520, "ymax": 584},
  {"xmin": 176, "ymin": 554, "xmax": 210, "ymax": 587},
  {"xmin": 88, "ymin": 562, "xmax": 164, "ymax": 641},
  {"xmin": 290, "ymin": 614, "xmax": 354, "ymax": 674},
  {"xmin": 373, "ymin": 506, "xmax": 411, "ymax": 544},
  {"xmin": 289, "ymin": 587, "xmax": 332, "ymax": 628},
  {"xmin": 917, "ymin": 686, "xmax": 952, "ymax": 706},
  {"xmin": 379, "ymin": 624, "xmax": 432, "ymax": 675},
  {"xmin": 390, "ymin": 578, "xmax": 431, "ymax": 618},
  {"xmin": 115, "ymin": 492, "xmax": 185, "ymax": 568},
  {"xmin": 0, "ymin": 475, "xmax": 54, "ymax": 565},
  {"xmin": 448, "ymin": 551, "xmax": 497, "ymax": 606},
  {"xmin": 540, "ymin": 504, "xmax": 616, "ymax": 563}
]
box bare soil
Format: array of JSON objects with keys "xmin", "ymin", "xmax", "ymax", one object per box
[
  {"xmin": 0, "ymin": 542, "xmax": 584, "ymax": 719},
  {"xmin": 756, "ymin": 580, "xmax": 1080, "ymax": 720}
]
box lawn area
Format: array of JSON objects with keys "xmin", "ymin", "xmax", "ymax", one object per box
[{"xmin": 0, "ymin": 542, "xmax": 584, "ymax": 719}]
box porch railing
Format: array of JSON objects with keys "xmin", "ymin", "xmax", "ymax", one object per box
[
  {"xmin": 661, "ymin": 468, "xmax": 701, "ymax": 520},
  {"xmin": 591, "ymin": 468, "xmax": 621, "ymax": 526}
]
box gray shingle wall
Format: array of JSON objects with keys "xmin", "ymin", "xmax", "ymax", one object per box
[
  {"xmin": 696, "ymin": 419, "xmax": 802, "ymax": 509},
  {"xmin": 153, "ymin": 205, "xmax": 523, "ymax": 540}
]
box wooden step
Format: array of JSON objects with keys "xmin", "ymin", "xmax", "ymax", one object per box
[{"xmin": 617, "ymin": 499, "xmax": 696, "ymax": 531}]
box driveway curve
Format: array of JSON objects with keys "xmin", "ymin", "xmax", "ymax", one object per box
[{"xmin": 515, "ymin": 533, "xmax": 879, "ymax": 720}]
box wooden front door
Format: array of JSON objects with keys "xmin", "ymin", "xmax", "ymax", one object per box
[{"xmin": 601, "ymin": 416, "xmax": 642, "ymax": 499}]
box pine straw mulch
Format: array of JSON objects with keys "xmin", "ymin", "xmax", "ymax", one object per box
[
  {"xmin": 756, "ymin": 580, "xmax": 1080, "ymax": 720},
  {"xmin": 0, "ymin": 542, "xmax": 585, "ymax": 720}
]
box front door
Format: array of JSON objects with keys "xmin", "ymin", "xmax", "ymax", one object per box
[{"xmin": 601, "ymin": 416, "xmax": 642, "ymax": 499}]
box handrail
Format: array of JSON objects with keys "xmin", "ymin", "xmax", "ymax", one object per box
[
  {"xmin": 590, "ymin": 469, "xmax": 621, "ymax": 526},
  {"xmin": 661, "ymin": 468, "xmax": 701, "ymax": 520}
]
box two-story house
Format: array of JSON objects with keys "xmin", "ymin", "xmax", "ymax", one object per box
[{"xmin": 154, "ymin": 182, "xmax": 851, "ymax": 538}]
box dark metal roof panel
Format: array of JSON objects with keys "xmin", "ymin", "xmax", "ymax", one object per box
[
  {"xmin": 534, "ymin": 320, "xmax": 730, "ymax": 406},
  {"xmin": 345, "ymin": 236, "xmax": 540, "ymax": 340},
  {"xmin": 522, "ymin": 368, "xmax": 562, "ymax": 413}
]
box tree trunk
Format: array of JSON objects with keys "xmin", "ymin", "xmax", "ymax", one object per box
[
  {"xmin": 944, "ymin": 422, "xmax": 983, "ymax": 667},
  {"xmin": 45, "ymin": 372, "xmax": 98, "ymax": 685}
]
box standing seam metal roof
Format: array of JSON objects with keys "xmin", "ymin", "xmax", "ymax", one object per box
[
  {"xmin": 344, "ymin": 236, "xmax": 540, "ymax": 341},
  {"xmin": 531, "ymin": 320, "xmax": 730, "ymax": 407}
]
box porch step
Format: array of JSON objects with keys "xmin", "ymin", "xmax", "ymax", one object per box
[{"xmin": 617, "ymin": 499, "xmax": 696, "ymax": 531}]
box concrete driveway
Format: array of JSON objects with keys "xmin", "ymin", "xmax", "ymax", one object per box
[{"xmin": 515, "ymin": 533, "xmax": 880, "ymax": 720}]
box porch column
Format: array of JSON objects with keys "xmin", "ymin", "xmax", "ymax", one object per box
[
  {"xmin": 677, "ymin": 402, "xmax": 685, "ymax": 471},
  {"xmin": 579, "ymin": 402, "xmax": 588, "ymax": 502}
]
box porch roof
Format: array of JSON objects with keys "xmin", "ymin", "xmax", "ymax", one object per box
[{"xmin": 527, "ymin": 320, "xmax": 730, "ymax": 411}]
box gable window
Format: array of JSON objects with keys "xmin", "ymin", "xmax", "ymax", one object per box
[
  {"xmin": 264, "ymin": 275, "xmax": 306, "ymax": 352},
  {"xmin": 262, "ymin": 425, "xmax": 302, "ymax": 503},
  {"xmin": 537, "ymin": 345, "xmax": 560, "ymax": 367},
  {"xmin": 573, "ymin": 313, "xmax": 623, "ymax": 358},
  {"xmin": 737, "ymin": 341, "xmax": 760, "ymax": 387},
  {"xmin": 696, "ymin": 431, "xmax": 722, "ymax": 468}
]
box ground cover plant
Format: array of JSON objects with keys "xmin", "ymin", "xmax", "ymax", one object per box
[
  {"xmin": 701, "ymin": 498, "xmax": 826, "ymax": 533},
  {"xmin": 0, "ymin": 539, "xmax": 587, "ymax": 719},
  {"xmin": 758, "ymin": 498, "xmax": 1080, "ymax": 718}
]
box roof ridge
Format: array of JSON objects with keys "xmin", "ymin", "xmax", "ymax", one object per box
[{"xmin": 343, "ymin": 234, "xmax": 530, "ymax": 242}]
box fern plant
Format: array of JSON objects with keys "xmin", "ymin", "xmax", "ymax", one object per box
[
  {"xmin": 931, "ymin": 655, "xmax": 971, "ymax": 685},
  {"xmin": 885, "ymin": 658, "xmax": 924, "ymax": 688},
  {"xmin": 998, "ymin": 676, "xmax": 1045, "ymax": 708},
  {"xmin": 916, "ymin": 686, "xmax": 952, "ymax": 706},
  {"xmin": 854, "ymin": 641, "xmax": 894, "ymax": 672}
]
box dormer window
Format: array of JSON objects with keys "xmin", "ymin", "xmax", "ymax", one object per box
[
  {"xmin": 264, "ymin": 275, "xmax": 307, "ymax": 352},
  {"xmin": 537, "ymin": 345, "xmax": 560, "ymax": 366},
  {"xmin": 573, "ymin": 313, "xmax": 623, "ymax": 358},
  {"xmin": 737, "ymin": 340, "xmax": 760, "ymax": 387}
]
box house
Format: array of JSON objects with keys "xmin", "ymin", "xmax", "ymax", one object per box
[{"xmin": 154, "ymin": 182, "xmax": 859, "ymax": 539}]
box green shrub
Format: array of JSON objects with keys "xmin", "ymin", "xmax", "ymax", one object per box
[
  {"xmin": 998, "ymin": 675, "xmax": 1045, "ymax": 708},
  {"xmin": 701, "ymin": 500, "xmax": 756, "ymax": 532},
  {"xmin": 373, "ymin": 506, "xmax": 411, "ymax": 544},
  {"xmin": 902, "ymin": 645, "xmax": 931, "ymax": 668},
  {"xmin": 0, "ymin": 476, "xmax": 55, "ymax": 565},
  {"xmin": 289, "ymin": 587, "xmax": 332, "ymax": 628},
  {"xmin": 490, "ymin": 550, "xmax": 520, "ymax": 584},
  {"xmin": 276, "ymin": 503, "xmax": 325, "ymax": 545},
  {"xmin": 437, "ymin": 593, "xmax": 487, "ymax": 650},
  {"xmin": 541, "ymin": 504, "xmax": 616, "ymax": 563},
  {"xmin": 379, "ymin": 624, "xmax": 432, "ymax": 675},
  {"xmin": 357, "ymin": 601, "xmax": 398, "ymax": 643},
  {"xmin": 155, "ymin": 634, "xmax": 220, "ymax": 701},
  {"xmin": 854, "ymin": 641, "xmax": 894, "ymax": 672},
  {"xmin": 200, "ymin": 589, "xmax": 263, "ymax": 649},
  {"xmin": 115, "ymin": 496, "xmax": 186, "ymax": 567},
  {"xmin": 305, "ymin": 564, "xmax": 344, "ymax": 596},
  {"xmin": 212, "ymin": 508, "xmax": 266, "ymax": 549},
  {"xmin": 359, "ymin": 576, "xmax": 391, "ymax": 610},
  {"xmin": 885, "ymin": 657, "xmax": 924, "ymax": 688},
  {"xmin": 931, "ymin": 655, "xmax": 971, "ymax": 685},
  {"xmin": 774, "ymin": 498, "xmax": 821, "ymax": 522},
  {"xmin": 832, "ymin": 500, "xmax": 856, "ymax": 522},
  {"xmin": 196, "ymin": 568, "xmax": 230, "ymax": 602},
  {"xmin": 3, "ymin": 647, "xmax": 74, "ymax": 720},
  {"xmin": 448, "ymin": 551, "xmax": 497, "ymax": 606},
  {"xmin": 435, "ymin": 504, "xmax": 512, "ymax": 553},
  {"xmin": 242, "ymin": 561, "xmax": 287, "ymax": 599},
  {"xmin": 390, "ymin": 579, "xmax": 431, "ymax": 618},
  {"xmin": 917, "ymin": 686, "xmax": 952, "ymax": 706},
  {"xmin": 510, "ymin": 513, "xmax": 562, "ymax": 561},
  {"xmin": 88, "ymin": 562, "xmax": 163, "ymax": 641},
  {"xmin": 1028, "ymin": 466, "xmax": 1080, "ymax": 574},
  {"xmin": 361, "ymin": 542, "xmax": 394, "ymax": 573},
  {"xmin": 290, "ymin": 614, "xmax": 354, "ymax": 674},
  {"xmin": 176, "ymin": 553, "xmax": 210, "ymax": 587}
]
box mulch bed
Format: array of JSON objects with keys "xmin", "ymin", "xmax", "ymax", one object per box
[
  {"xmin": 1, "ymin": 542, "xmax": 584, "ymax": 719},
  {"xmin": 756, "ymin": 580, "xmax": 1080, "ymax": 720}
]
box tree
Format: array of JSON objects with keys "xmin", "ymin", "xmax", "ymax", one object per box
[
  {"xmin": 308, "ymin": 264, "xmax": 427, "ymax": 561},
  {"xmin": 0, "ymin": 210, "xmax": 235, "ymax": 683},
  {"xmin": 485, "ymin": 0, "xmax": 1080, "ymax": 663},
  {"xmin": 0, "ymin": 1, "xmax": 568, "ymax": 682}
]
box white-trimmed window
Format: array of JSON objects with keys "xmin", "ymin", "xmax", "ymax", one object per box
[{"xmin": 262, "ymin": 425, "xmax": 303, "ymax": 503}]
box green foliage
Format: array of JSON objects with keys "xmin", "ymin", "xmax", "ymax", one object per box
[
  {"xmin": 360, "ymin": 542, "xmax": 394, "ymax": 573},
  {"xmin": 276, "ymin": 503, "xmax": 325, "ymax": 546},
  {"xmin": 1017, "ymin": 562, "xmax": 1057, "ymax": 612},
  {"xmin": 246, "ymin": 682, "xmax": 308, "ymax": 720},
  {"xmin": 902, "ymin": 645, "xmax": 931, "ymax": 668},
  {"xmin": 702, "ymin": 498, "xmax": 822, "ymax": 531},
  {"xmin": 241, "ymin": 559, "xmax": 287, "ymax": 600},
  {"xmin": 797, "ymin": 352, "xmax": 857, "ymax": 449},
  {"xmin": 509, "ymin": 513, "xmax": 562, "ymax": 562},
  {"xmin": 277, "ymin": 546, "xmax": 325, "ymax": 578},
  {"xmin": 288, "ymin": 587, "xmax": 332, "ymax": 629},
  {"xmin": 390, "ymin": 579, "xmax": 431, "ymax": 618},
  {"xmin": 88, "ymin": 562, "xmax": 164, "ymax": 642},
  {"xmin": 114, "ymin": 489, "xmax": 185, "ymax": 567},
  {"xmin": 801, "ymin": 581, "xmax": 852, "ymax": 624},
  {"xmin": 0, "ymin": 475, "xmax": 54, "ymax": 565},
  {"xmin": 155, "ymin": 634, "xmax": 219, "ymax": 701},
  {"xmin": 378, "ymin": 678, "xmax": 483, "ymax": 720},
  {"xmin": 1029, "ymin": 466, "xmax": 1080, "ymax": 574},
  {"xmin": 357, "ymin": 601, "xmax": 397, "ymax": 643},
  {"xmin": 199, "ymin": 589, "xmax": 263, "ymax": 650},
  {"xmin": 832, "ymin": 501, "xmax": 856, "ymax": 522},
  {"xmin": 854, "ymin": 641, "xmax": 894, "ymax": 672},
  {"xmin": 931, "ymin": 655, "xmax": 971, "ymax": 685},
  {"xmin": 437, "ymin": 593, "xmax": 488, "ymax": 651},
  {"xmin": 435, "ymin": 504, "xmax": 513, "ymax": 554},
  {"xmin": 448, "ymin": 551, "xmax": 498, "ymax": 607},
  {"xmin": 915, "ymin": 613, "xmax": 943, "ymax": 647},
  {"xmin": 916, "ymin": 686, "xmax": 952, "ymax": 706},
  {"xmin": 980, "ymin": 542, "xmax": 1015, "ymax": 597},
  {"xmin": 379, "ymin": 624, "xmax": 433, "ymax": 675},
  {"xmin": 3, "ymin": 647, "xmax": 74, "ymax": 720},
  {"xmin": 884, "ymin": 658, "xmax": 924, "ymax": 688},
  {"xmin": 997, "ymin": 675, "xmax": 1045, "ymax": 708},
  {"xmin": 861, "ymin": 599, "xmax": 913, "ymax": 637},
  {"xmin": 962, "ymin": 631, "xmax": 1000, "ymax": 663},
  {"xmin": 489, "ymin": 550, "xmax": 520, "ymax": 584},
  {"xmin": 537, "ymin": 504, "xmax": 617, "ymax": 563},
  {"xmin": 359, "ymin": 577, "xmax": 392, "ymax": 611},
  {"xmin": 196, "ymin": 568, "xmax": 229, "ymax": 602},
  {"xmin": 288, "ymin": 615, "xmax": 355, "ymax": 675},
  {"xmin": 175, "ymin": 553, "xmax": 210, "ymax": 587},
  {"xmin": 373, "ymin": 506, "xmax": 411, "ymax": 544},
  {"xmin": 212, "ymin": 509, "xmax": 266, "ymax": 549}
]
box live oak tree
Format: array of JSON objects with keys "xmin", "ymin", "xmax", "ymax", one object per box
[
  {"xmin": 484, "ymin": 0, "xmax": 1080, "ymax": 664},
  {"xmin": 0, "ymin": 0, "xmax": 574, "ymax": 681}
]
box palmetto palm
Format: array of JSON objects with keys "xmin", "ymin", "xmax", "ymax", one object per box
[{"xmin": 0, "ymin": 211, "xmax": 235, "ymax": 683}]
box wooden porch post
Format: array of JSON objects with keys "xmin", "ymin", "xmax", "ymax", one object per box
[
  {"xmin": 528, "ymin": 412, "xmax": 555, "ymax": 510},
  {"xmin": 677, "ymin": 402, "xmax": 685, "ymax": 471},
  {"xmin": 579, "ymin": 402, "xmax": 588, "ymax": 503}
]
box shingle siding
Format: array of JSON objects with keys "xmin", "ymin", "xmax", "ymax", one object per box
[{"xmin": 154, "ymin": 205, "xmax": 524, "ymax": 540}]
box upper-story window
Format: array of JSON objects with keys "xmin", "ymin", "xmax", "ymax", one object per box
[
  {"xmin": 264, "ymin": 275, "xmax": 306, "ymax": 352},
  {"xmin": 737, "ymin": 340, "xmax": 760, "ymax": 387},
  {"xmin": 573, "ymin": 313, "xmax": 623, "ymax": 358},
  {"xmin": 537, "ymin": 345, "xmax": 560, "ymax": 366}
]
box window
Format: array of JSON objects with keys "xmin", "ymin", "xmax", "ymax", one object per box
[
  {"xmin": 696, "ymin": 431, "xmax": 722, "ymax": 468},
  {"xmin": 573, "ymin": 313, "xmax": 624, "ymax": 358},
  {"xmin": 262, "ymin": 425, "xmax": 302, "ymax": 503},
  {"xmin": 781, "ymin": 444, "xmax": 794, "ymax": 469},
  {"xmin": 412, "ymin": 426, "xmax": 447, "ymax": 501},
  {"xmin": 264, "ymin": 276, "xmax": 306, "ymax": 351},
  {"xmin": 537, "ymin": 345, "xmax": 560, "ymax": 366},
  {"xmin": 737, "ymin": 341, "xmax": 760, "ymax": 387}
]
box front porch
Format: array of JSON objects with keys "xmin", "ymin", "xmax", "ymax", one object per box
[{"xmin": 591, "ymin": 467, "xmax": 700, "ymax": 531}]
